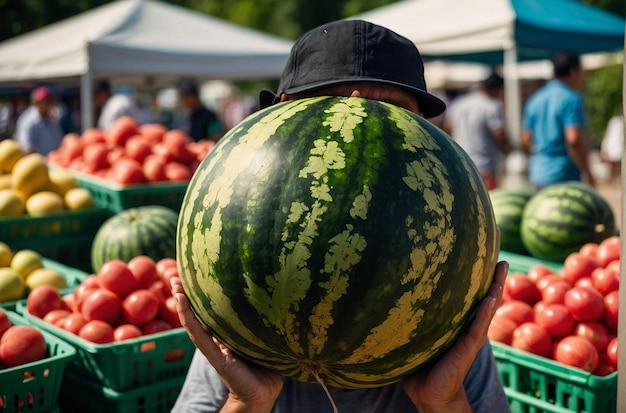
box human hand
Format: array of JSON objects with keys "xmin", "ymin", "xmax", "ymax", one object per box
[
  {"xmin": 401, "ymin": 260, "xmax": 508, "ymax": 413},
  {"xmin": 171, "ymin": 276, "xmax": 284, "ymax": 412}
]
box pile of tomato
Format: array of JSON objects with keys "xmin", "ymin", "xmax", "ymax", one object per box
[
  {"xmin": 489, "ymin": 236, "xmax": 620, "ymax": 375},
  {"xmin": 25, "ymin": 256, "xmax": 182, "ymax": 343}
]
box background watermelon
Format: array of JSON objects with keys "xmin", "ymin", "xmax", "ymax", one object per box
[
  {"xmin": 177, "ymin": 96, "xmax": 498, "ymax": 389},
  {"xmin": 520, "ymin": 181, "xmax": 616, "ymax": 262},
  {"xmin": 91, "ymin": 205, "xmax": 178, "ymax": 272},
  {"xmin": 489, "ymin": 188, "xmax": 534, "ymax": 255}
]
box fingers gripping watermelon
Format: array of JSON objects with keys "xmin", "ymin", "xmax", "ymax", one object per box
[{"xmin": 176, "ymin": 96, "xmax": 498, "ymax": 389}]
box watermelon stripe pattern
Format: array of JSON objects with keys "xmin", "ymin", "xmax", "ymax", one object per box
[
  {"xmin": 177, "ymin": 97, "xmax": 498, "ymax": 388},
  {"xmin": 489, "ymin": 189, "xmax": 533, "ymax": 254},
  {"xmin": 521, "ymin": 182, "xmax": 616, "ymax": 262},
  {"xmin": 91, "ymin": 206, "xmax": 178, "ymax": 272}
]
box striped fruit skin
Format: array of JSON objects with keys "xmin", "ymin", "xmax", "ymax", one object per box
[
  {"xmin": 520, "ymin": 182, "xmax": 616, "ymax": 262},
  {"xmin": 489, "ymin": 189, "xmax": 534, "ymax": 254},
  {"xmin": 177, "ymin": 96, "xmax": 498, "ymax": 389},
  {"xmin": 91, "ymin": 205, "xmax": 178, "ymax": 272}
]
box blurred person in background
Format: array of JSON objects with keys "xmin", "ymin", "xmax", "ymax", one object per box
[
  {"xmin": 445, "ymin": 72, "xmax": 512, "ymax": 190},
  {"xmin": 600, "ymin": 112, "xmax": 623, "ymax": 184},
  {"xmin": 14, "ymin": 86, "xmax": 63, "ymax": 156},
  {"xmin": 94, "ymin": 79, "xmax": 137, "ymax": 130},
  {"xmin": 175, "ymin": 78, "xmax": 223, "ymax": 142},
  {"xmin": 522, "ymin": 52, "xmax": 596, "ymax": 189}
]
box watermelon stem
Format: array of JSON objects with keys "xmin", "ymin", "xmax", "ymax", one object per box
[{"xmin": 302, "ymin": 363, "xmax": 338, "ymax": 413}]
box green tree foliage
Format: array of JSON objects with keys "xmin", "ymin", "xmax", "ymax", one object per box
[{"xmin": 584, "ymin": 62, "xmax": 624, "ymax": 145}]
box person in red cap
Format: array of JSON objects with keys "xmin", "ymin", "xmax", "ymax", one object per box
[
  {"xmin": 14, "ymin": 86, "xmax": 64, "ymax": 156},
  {"xmin": 171, "ymin": 19, "xmax": 510, "ymax": 413}
]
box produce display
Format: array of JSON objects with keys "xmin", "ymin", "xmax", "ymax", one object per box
[
  {"xmin": 47, "ymin": 116, "xmax": 214, "ymax": 185},
  {"xmin": 0, "ymin": 141, "xmax": 95, "ymax": 217},
  {"xmin": 177, "ymin": 96, "xmax": 499, "ymax": 389},
  {"xmin": 25, "ymin": 256, "xmax": 182, "ymax": 344},
  {"xmin": 520, "ymin": 182, "xmax": 616, "ymax": 262},
  {"xmin": 90, "ymin": 205, "xmax": 178, "ymax": 272},
  {"xmin": 0, "ymin": 242, "xmax": 67, "ymax": 303},
  {"xmin": 489, "ymin": 235, "xmax": 620, "ymax": 376}
]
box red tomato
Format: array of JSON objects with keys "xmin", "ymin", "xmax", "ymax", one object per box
[
  {"xmin": 26, "ymin": 285, "xmax": 64, "ymax": 319},
  {"xmin": 159, "ymin": 296, "xmax": 182, "ymax": 328},
  {"xmin": 79, "ymin": 320, "xmax": 115, "ymax": 344},
  {"xmin": 596, "ymin": 236, "xmax": 620, "ymax": 268},
  {"xmin": 535, "ymin": 304, "xmax": 576, "ymax": 339},
  {"xmin": 574, "ymin": 276, "xmax": 594, "ymax": 290},
  {"xmin": 605, "ymin": 336, "xmax": 618, "ymax": 366},
  {"xmin": 142, "ymin": 319, "xmax": 172, "ymax": 335},
  {"xmin": 142, "ymin": 154, "xmax": 168, "ymax": 182},
  {"xmin": 59, "ymin": 313, "xmax": 88, "ymax": 335},
  {"xmin": 495, "ymin": 300, "xmax": 534, "ymax": 326},
  {"xmin": 541, "ymin": 279, "xmax": 572, "ymax": 305},
  {"xmin": 113, "ymin": 324, "xmax": 143, "ymax": 342},
  {"xmin": 563, "ymin": 286, "xmax": 604, "ymax": 322},
  {"xmin": 533, "ymin": 300, "xmax": 548, "ymax": 320},
  {"xmin": 511, "ymin": 322, "xmax": 553, "ymax": 358},
  {"xmin": 43, "ymin": 309, "xmax": 71, "ymax": 326},
  {"xmin": 82, "ymin": 143, "xmax": 110, "ymax": 173},
  {"xmin": 487, "ymin": 315, "xmax": 517, "ymax": 345},
  {"xmin": 0, "ymin": 325, "xmax": 47, "ymax": 367},
  {"xmin": 527, "ymin": 264, "xmax": 554, "ymax": 283},
  {"xmin": 601, "ymin": 290, "xmax": 619, "ymax": 333},
  {"xmin": 160, "ymin": 266, "xmax": 179, "ymax": 295},
  {"xmin": 124, "ymin": 136, "xmax": 152, "ymax": 163},
  {"xmin": 536, "ymin": 274, "xmax": 564, "ymax": 292},
  {"xmin": 127, "ymin": 256, "xmax": 158, "ymax": 290},
  {"xmin": 121, "ymin": 290, "xmax": 160, "ymax": 327},
  {"xmin": 574, "ymin": 321, "xmax": 610, "ymax": 352},
  {"xmin": 97, "ymin": 260, "xmax": 137, "ymax": 298},
  {"xmin": 553, "ymin": 335, "xmax": 599, "ymax": 372},
  {"xmin": 106, "ymin": 147, "xmax": 125, "ymax": 166},
  {"xmin": 156, "ymin": 258, "xmax": 177, "ymax": 277},
  {"xmin": 111, "ymin": 158, "xmax": 146, "ymax": 185},
  {"xmin": 147, "ymin": 280, "xmax": 167, "ymax": 304},
  {"xmin": 594, "ymin": 362, "xmax": 617, "ymax": 376},
  {"xmin": 503, "ymin": 273, "xmax": 541, "ymax": 305},
  {"xmin": 81, "ymin": 289, "xmax": 122, "ymax": 324},
  {"xmin": 0, "ymin": 309, "xmax": 12, "ymax": 337},
  {"xmin": 562, "ymin": 253, "xmax": 600, "ymax": 285},
  {"xmin": 138, "ymin": 123, "xmax": 167, "ymax": 144},
  {"xmin": 164, "ymin": 162, "xmax": 192, "ymax": 182},
  {"xmin": 605, "ymin": 259, "xmax": 620, "ymax": 279},
  {"xmin": 578, "ymin": 242, "xmax": 599, "ymax": 260},
  {"xmin": 591, "ymin": 267, "xmax": 619, "ymax": 296},
  {"xmin": 107, "ymin": 116, "xmax": 139, "ymax": 147}
]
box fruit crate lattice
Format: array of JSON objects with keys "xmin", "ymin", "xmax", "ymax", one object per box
[
  {"xmin": 0, "ymin": 311, "xmax": 76, "ymax": 413},
  {"xmin": 59, "ymin": 371, "xmax": 184, "ymax": 413},
  {"xmin": 71, "ymin": 170, "xmax": 188, "ymax": 213},
  {"xmin": 17, "ymin": 301, "xmax": 195, "ymax": 392},
  {"xmin": 491, "ymin": 342, "xmax": 616, "ymax": 413}
]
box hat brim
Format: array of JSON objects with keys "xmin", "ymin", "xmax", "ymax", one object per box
[{"xmin": 259, "ymin": 79, "xmax": 446, "ymax": 118}]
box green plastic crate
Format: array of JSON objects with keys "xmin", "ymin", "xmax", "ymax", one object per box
[
  {"xmin": 16, "ymin": 301, "xmax": 194, "ymax": 392},
  {"xmin": 492, "ymin": 341, "xmax": 617, "ymax": 413},
  {"xmin": 0, "ymin": 208, "xmax": 109, "ymax": 272},
  {"xmin": 499, "ymin": 250, "xmax": 563, "ymax": 274},
  {"xmin": 0, "ymin": 257, "xmax": 88, "ymax": 311},
  {"xmin": 59, "ymin": 371, "xmax": 184, "ymax": 413},
  {"xmin": 0, "ymin": 311, "xmax": 76, "ymax": 413},
  {"xmin": 72, "ymin": 171, "xmax": 188, "ymax": 213}
]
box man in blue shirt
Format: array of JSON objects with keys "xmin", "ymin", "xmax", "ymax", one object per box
[
  {"xmin": 14, "ymin": 86, "xmax": 64, "ymax": 156},
  {"xmin": 522, "ymin": 52, "xmax": 596, "ymax": 189}
]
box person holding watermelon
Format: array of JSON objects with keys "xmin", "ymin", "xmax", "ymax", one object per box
[{"xmin": 172, "ymin": 19, "xmax": 511, "ymax": 413}]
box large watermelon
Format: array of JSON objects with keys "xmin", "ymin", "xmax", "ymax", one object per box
[
  {"xmin": 489, "ymin": 188, "xmax": 534, "ymax": 254},
  {"xmin": 91, "ymin": 205, "xmax": 178, "ymax": 272},
  {"xmin": 176, "ymin": 96, "xmax": 498, "ymax": 389},
  {"xmin": 520, "ymin": 182, "xmax": 616, "ymax": 262}
]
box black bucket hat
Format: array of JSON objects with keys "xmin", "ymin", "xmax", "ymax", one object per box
[{"xmin": 259, "ymin": 19, "xmax": 446, "ymax": 118}]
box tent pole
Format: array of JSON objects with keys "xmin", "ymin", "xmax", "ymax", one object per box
[
  {"xmin": 80, "ymin": 67, "xmax": 93, "ymax": 131},
  {"xmin": 503, "ymin": 44, "xmax": 522, "ymax": 148},
  {"xmin": 617, "ymin": 31, "xmax": 625, "ymax": 413}
]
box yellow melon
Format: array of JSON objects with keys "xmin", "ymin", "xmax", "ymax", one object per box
[
  {"xmin": 11, "ymin": 153, "xmax": 50, "ymax": 197},
  {"xmin": 25, "ymin": 191, "xmax": 65, "ymax": 215},
  {"xmin": 0, "ymin": 189, "xmax": 25, "ymax": 216},
  {"xmin": 0, "ymin": 139, "xmax": 25, "ymax": 174}
]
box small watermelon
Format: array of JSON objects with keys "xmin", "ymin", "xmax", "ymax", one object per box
[
  {"xmin": 176, "ymin": 96, "xmax": 499, "ymax": 389},
  {"xmin": 91, "ymin": 205, "xmax": 178, "ymax": 272},
  {"xmin": 520, "ymin": 182, "xmax": 616, "ymax": 262},
  {"xmin": 489, "ymin": 188, "xmax": 534, "ymax": 254}
]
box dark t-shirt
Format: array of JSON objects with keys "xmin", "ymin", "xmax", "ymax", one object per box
[{"xmin": 188, "ymin": 106, "xmax": 221, "ymax": 142}]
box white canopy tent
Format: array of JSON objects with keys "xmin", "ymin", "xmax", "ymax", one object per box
[
  {"xmin": 0, "ymin": 0, "xmax": 293, "ymax": 127},
  {"xmin": 352, "ymin": 0, "xmax": 625, "ymax": 143}
]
